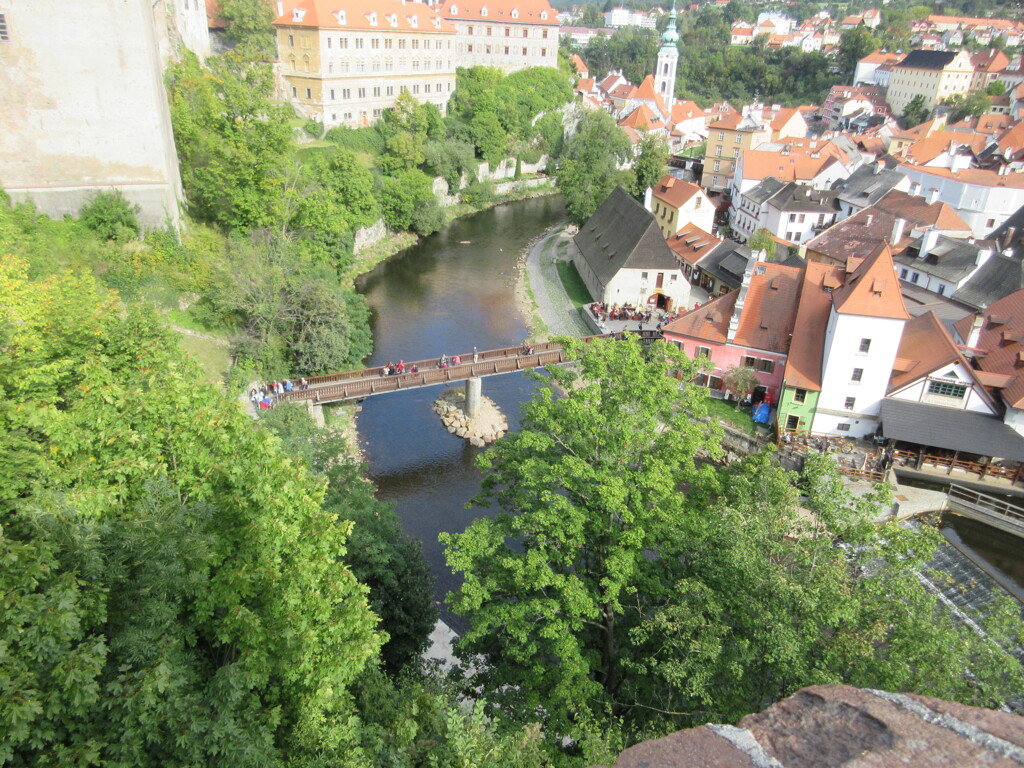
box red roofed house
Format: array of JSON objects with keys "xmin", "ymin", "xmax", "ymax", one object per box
[
  {"xmin": 646, "ymin": 174, "xmax": 714, "ymax": 237},
  {"xmin": 439, "ymin": 0, "xmax": 559, "ymax": 72},
  {"xmin": 274, "ymin": 0, "xmax": 457, "ymax": 128},
  {"xmin": 700, "ymin": 103, "xmax": 808, "ymax": 191},
  {"xmin": 663, "ymin": 255, "xmax": 801, "ymax": 404},
  {"xmin": 571, "ymin": 53, "xmax": 589, "ymax": 78}
]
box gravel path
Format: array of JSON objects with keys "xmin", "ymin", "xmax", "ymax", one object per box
[{"xmin": 522, "ymin": 226, "xmax": 592, "ymax": 340}]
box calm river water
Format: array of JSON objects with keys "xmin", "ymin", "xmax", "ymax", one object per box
[
  {"xmin": 355, "ymin": 195, "xmax": 566, "ymax": 631},
  {"xmin": 354, "ymin": 194, "xmax": 1023, "ymax": 634}
]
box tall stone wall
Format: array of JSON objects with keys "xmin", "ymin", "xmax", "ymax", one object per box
[{"xmin": 0, "ymin": 0, "xmax": 183, "ymax": 228}]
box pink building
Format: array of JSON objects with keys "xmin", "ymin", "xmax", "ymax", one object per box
[{"xmin": 662, "ymin": 260, "xmax": 802, "ymax": 403}]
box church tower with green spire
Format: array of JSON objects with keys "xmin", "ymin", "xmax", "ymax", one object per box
[{"xmin": 655, "ymin": 0, "xmax": 679, "ymax": 111}]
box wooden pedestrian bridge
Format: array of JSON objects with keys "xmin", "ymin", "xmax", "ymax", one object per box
[
  {"xmin": 946, "ymin": 484, "xmax": 1024, "ymax": 540},
  {"xmin": 276, "ymin": 331, "xmax": 662, "ymax": 406}
]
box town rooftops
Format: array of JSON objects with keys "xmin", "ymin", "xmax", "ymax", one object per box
[
  {"xmin": 619, "ymin": 103, "xmax": 664, "ymax": 131},
  {"xmin": 275, "ymin": 0, "xmax": 454, "ymax": 31},
  {"xmin": 899, "ymin": 164, "xmax": 1024, "ymax": 190},
  {"xmin": 952, "ymin": 254, "xmax": 1024, "ymax": 310},
  {"xmin": 879, "ymin": 398, "xmax": 1024, "ymax": 460},
  {"xmin": 573, "ymin": 187, "xmax": 680, "ymax": 286},
  {"xmin": 836, "ymin": 164, "xmax": 907, "ymax": 209},
  {"xmin": 666, "ymin": 223, "xmax": 721, "ymax": 266},
  {"xmin": 894, "ymin": 49, "xmax": 960, "ymax": 70},
  {"xmin": 896, "ymin": 234, "xmax": 991, "ymax": 285},
  {"xmin": 439, "ymin": 0, "xmax": 556, "ymax": 23},
  {"xmin": 663, "ymin": 261, "xmax": 802, "ymax": 353},
  {"xmin": 859, "ymin": 49, "xmax": 903, "ymax": 65},
  {"xmin": 889, "ymin": 311, "xmax": 970, "ymax": 391}
]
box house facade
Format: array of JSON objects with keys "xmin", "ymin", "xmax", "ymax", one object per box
[
  {"xmin": 886, "ymin": 49, "xmax": 975, "ymax": 115},
  {"xmin": 646, "ymin": 175, "xmax": 714, "ymax": 238},
  {"xmin": 440, "ymin": 0, "xmax": 559, "ymax": 72}
]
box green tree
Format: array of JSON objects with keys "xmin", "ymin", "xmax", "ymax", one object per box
[
  {"xmin": 258, "ymin": 405, "xmax": 437, "ymax": 674},
  {"xmin": 629, "ymin": 131, "xmax": 668, "ymax": 200},
  {"xmin": 838, "ymin": 26, "xmax": 878, "ymax": 76},
  {"xmin": 581, "ymin": 4, "xmax": 605, "ymax": 27},
  {"xmin": 747, "ymin": 227, "xmax": 777, "ymax": 260},
  {"xmin": 471, "ymin": 111, "xmax": 510, "ymax": 168},
  {"xmin": 987, "ymin": 80, "xmax": 1007, "ymax": 96},
  {"xmin": 166, "ymin": 50, "xmax": 292, "ymax": 231},
  {"xmin": 443, "ymin": 336, "xmax": 723, "ymax": 738},
  {"xmin": 378, "ymin": 169, "xmax": 442, "ymax": 234},
  {"xmin": 947, "ymin": 90, "xmax": 993, "ymax": 122},
  {"xmin": 0, "ymin": 257, "xmax": 383, "ymax": 764},
  {"xmin": 79, "ymin": 189, "xmax": 141, "ymax": 242},
  {"xmin": 218, "ymin": 0, "xmax": 276, "ymax": 56},
  {"xmin": 556, "ymin": 110, "xmax": 632, "ymax": 225},
  {"xmin": 903, "ymin": 94, "xmax": 931, "ymax": 128}
]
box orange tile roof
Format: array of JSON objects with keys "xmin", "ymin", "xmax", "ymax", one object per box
[
  {"xmin": 631, "ymin": 75, "xmax": 669, "ymax": 116},
  {"xmin": 783, "ymin": 261, "xmax": 845, "ymax": 391},
  {"xmin": 275, "ymin": 0, "xmax": 453, "ymax": 32},
  {"xmin": 970, "ymin": 48, "xmax": 1011, "ymax": 72},
  {"xmin": 439, "ymin": 0, "xmax": 556, "ymax": 24},
  {"xmin": 663, "ymin": 262, "xmax": 803, "ymax": 354},
  {"xmin": 902, "ymin": 130, "xmax": 989, "ymax": 165},
  {"xmin": 831, "ymin": 244, "xmax": 911, "ymax": 320},
  {"xmin": 670, "ymin": 100, "xmax": 704, "ymax": 123},
  {"xmin": 737, "ymin": 149, "xmax": 840, "ymax": 183},
  {"xmin": 998, "ymin": 122, "xmax": 1024, "ymax": 154},
  {"xmin": 619, "ymin": 103, "xmax": 663, "ymax": 131},
  {"xmin": 769, "ymin": 107, "xmax": 801, "ymax": 132},
  {"xmin": 859, "ymin": 49, "xmax": 902, "ymax": 65},
  {"xmin": 651, "ymin": 175, "xmax": 702, "ymax": 208},
  {"xmin": 575, "ymin": 77, "xmax": 595, "ymax": 92},
  {"xmin": 571, "ymin": 53, "xmax": 588, "ymax": 74},
  {"xmin": 666, "ymin": 223, "xmax": 721, "ymax": 266},
  {"xmin": 954, "ymin": 289, "xmax": 1024, "ymax": 407},
  {"xmin": 889, "ymin": 311, "xmax": 963, "ymax": 391}
]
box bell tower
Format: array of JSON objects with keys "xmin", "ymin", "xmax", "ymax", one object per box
[{"xmin": 654, "ymin": 0, "xmax": 679, "ymax": 111}]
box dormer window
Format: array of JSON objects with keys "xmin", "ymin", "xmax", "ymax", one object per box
[
  {"xmin": 511, "ymin": 8, "xmax": 519, "ymax": 17},
  {"xmin": 388, "ymin": 13, "xmax": 397, "ymax": 26},
  {"xmin": 368, "ymin": 12, "xmax": 378, "ymax": 25},
  {"xmin": 408, "ymin": 15, "xmax": 418, "ymax": 27},
  {"xmin": 540, "ymin": 10, "xmax": 547, "ymax": 19},
  {"xmin": 292, "ymin": 8, "xmax": 306, "ymax": 22},
  {"xmin": 450, "ymin": 4, "xmax": 458, "ymax": 13},
  {"xmin": 431, "ymin": 17, "xmax": 441, "ymax": 28},
  {"xmin": 481, "ymin": 6, "xmax": 488, "ymax": 16},
  {"xmin": 334, "ymin": 10, "xmax": 346, "ymax": 24}
]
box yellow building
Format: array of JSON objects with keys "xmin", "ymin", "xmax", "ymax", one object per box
[
  {"xmin": 886, "ymin": 49, "xmax": 975, "ymax": 116},
  {"xmin": 274, "ymin": 0, "xmax": 457, "ymax": 128},
  {"xmin": 700, "ymin": 105, "xmax": 807, "ymax": 192}
]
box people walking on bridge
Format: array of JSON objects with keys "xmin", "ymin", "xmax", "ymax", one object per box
[
  {"xmin": 453, "ymin": 355, "xmax": 461, "ymax": 366},
  {"xmin": 397, "ymin": 360, "xmax": 405, "ymax": 374},
  {"xmin": 299, "ymin": 377, "xmax": 308, "ymax": 390}
]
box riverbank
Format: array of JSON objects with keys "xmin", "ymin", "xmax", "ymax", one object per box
[{"xmin": 516, "ymin": 224, "xmax": 592, "ymax": 342}]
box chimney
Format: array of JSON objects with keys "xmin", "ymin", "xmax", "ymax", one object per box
[
  {"xmin": 891, "ymin": 217, "xmax": 906, "ymax": 243},
  {"xmin": 966, "ymin": 311, "xmax": 986, "ymax": 349},
  {"xmin": 277, "ymin": 0, "xmax": 284, "ymax": 15},
  {"xmin": 920, "ymin": 226, "xmax": 940, "ymax": 258},
  {"xmin": 873, "ymin": 160, "xmax": 883, "ymax": 174},
  {"xmin": 727, "ymin": 259, "xmax": 755, "ymax": 342},
  {"xmin": 1002, "ymin": 226, "xmax": 1017, "ymax": 250},
  {"xmin": 927, "ymin": 188, "xmax": 940, "ymax": 204},
  {"xmin": 976, "ymin": 246, "xmax": 993, "ymax": 266},
  {"xmin": 865, "ymin": 214, "xmax": 874, "ymax": 227}
]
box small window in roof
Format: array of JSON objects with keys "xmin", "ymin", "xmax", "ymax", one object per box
[
  {"xmin": 388, "ymin": 13, "xmax": 397, "ymax": 26},
  {"xmin": 541, "ymin": 10, "xmax": 548, "ymax": 18},
  {"xmin": 293, "ymin": 8, "xmax": 306, "ymax": 22},
  {"xmin": 369, "ymin": 11, "xmax": 377, "ymax": 24},
  {"xmin": 511, "ymin": 8, "xmax": 519, "ymax": 17},
  {"xmin": 450, "ymin": 4, "xmax": 457, "ymax": 13},
  {"xmin": 410, "ymin": 14, "xmax": 418, "ymax": 26},
  {"xmin": 334, "ymin": 10, "xmax": 346, "ymax": 23},
  {"xmin": 481, "ymin": 5, "xmax": 488, "ymax": 15}
]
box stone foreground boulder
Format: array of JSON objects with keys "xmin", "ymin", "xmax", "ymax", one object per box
[{"xmin": 598, "ymin": 685, "xmax": 1024, "ymax": 768}]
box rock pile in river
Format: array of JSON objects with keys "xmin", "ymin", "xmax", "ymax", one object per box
[{"xmin": 433, "ymin": 389, "xmax": 508, "ymax": 447}]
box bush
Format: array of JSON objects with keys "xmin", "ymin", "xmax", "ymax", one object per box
[
  {"xmin": 325, "ymin": 125, "xmax": 386, "ymax": 157},
  {"xmin": 79, "ymin": 189, "xmax": 141, "ymax": 242},
  {"xmin": 410, "ymin": 199, "xmax": 445, "ymax": 236},
  {"xmin": 519, "ymin": 148, "xmax": 543, "ymax": 165},
  {"xmin": 460, "ymin": 179, "xmax": 495, "ymax": 208},
  {"xmin": 303, "ymin": 119, "xmax": 323, "ymax": 139}
]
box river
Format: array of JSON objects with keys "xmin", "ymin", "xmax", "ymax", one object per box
[
  {"xmin": 355, "ymin": 195, "xmax": 566, "ymax": 632},
  {"xmin": 353, "ymin": 195, "xmax": 1023, "ymax": 636}
]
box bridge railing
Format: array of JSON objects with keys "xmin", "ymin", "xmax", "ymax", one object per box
[{"xmin": 948, "ymin": 484, "xmax": 1024, "ymax": 526}]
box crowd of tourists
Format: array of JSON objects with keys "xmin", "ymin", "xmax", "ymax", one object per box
[{"xmin": 249, "ymin": 378, "xmax": 310, "ymax": 410}]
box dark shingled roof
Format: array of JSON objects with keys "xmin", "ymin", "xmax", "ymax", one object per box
[
  {"xmin": 573, "ymin": 186, "xmax": 680, "ymax": 287},
  {"xmin": 880, "ymin": 398, "xmax": 1024, "ymax": 460},
  {"xmin": 952, "ymin": 254, "xmax": 1024, "ymax": 309},
  {"xmin": 895, "ymin": 235, "xmax": 989, "ymax": 285},
  {"xmin": 896, "ymin": 49, "xmax": 958, "ymax": 71},
  {"xmin": 835, "ymin": 164, "xmax": 907, "ymax": 210},
  {"xmin": 697, "ymin": 241, "xmax": 753, "ymax": 287}
]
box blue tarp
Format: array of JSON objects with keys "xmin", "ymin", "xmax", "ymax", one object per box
[{"xmin": 752, "ymin": 402, "xmax": 771, "ymax": 424}]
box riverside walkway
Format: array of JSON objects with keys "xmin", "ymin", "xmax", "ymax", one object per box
[{"xmin": 277, "ymin": 331, "xmax": 662, "ymax": 405}]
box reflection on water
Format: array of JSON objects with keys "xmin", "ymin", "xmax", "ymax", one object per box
[
  {"xmin": 941, "ymin": 514, "xmax": 1024, "ymax": 603},
  {"xmin": 355, "ymin": 196, "xmax": 566, "ymax": 632}
]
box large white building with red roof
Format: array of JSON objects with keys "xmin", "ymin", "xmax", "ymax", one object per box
[
  {"xmin": 438, "ymin": 0, "xmax": 559, "ymax": 72},
  {"xmin": 273, "ymin": 0, "xmax": 457, "ymax": 127}
]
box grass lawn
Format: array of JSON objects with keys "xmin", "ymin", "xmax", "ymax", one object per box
[
  {"xmin": 556, "ymin": 259, "xmax": 593, "ymax": 308},
  {"xmin": 177, "ymin": 334, "xmax": 231, "ymax": 385},
  {"xmin": 703, "ymin": 395, "xmax": 757, "ymax": 435}
]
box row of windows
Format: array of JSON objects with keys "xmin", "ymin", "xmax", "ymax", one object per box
[
  {"xmin": 466, "ymin": 25, "xmax": 548, "ymax": 38},
  {"xmin": 741, "ymin": 355, "xmax": 776, "ymax": 374},
  {"xmin": 928, "ymin": 380, "xmax": 967, "ymax": 398},
  {"xmin": 290, "ymin": 34, "xmax": 452, "ymax": 50},
  {"xmin": 295, "ymin": 82, "xmax": 452, "ymax": 101},
  {"xmin": 466, "ymin": 44, "xmax": 549, "ymax": 56},
  {"xmin": 319, "ymin": 59, "xmax": 452, "ymax": 74},
  {"xmin": 714, "ymin": 146, "xmax": 740, "ymax": 158}
]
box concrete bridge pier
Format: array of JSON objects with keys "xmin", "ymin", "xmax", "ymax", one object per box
[
  {"xmin": 465, "ymin": 377, "xmax": 482, "ymax": 418},
  {"xmin": 307, "ymin": 402, "xmax": 325, "ymax": 428}
]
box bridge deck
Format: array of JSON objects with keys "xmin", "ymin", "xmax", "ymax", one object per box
[
  {"xmin": 275, "ymin": 332, "xmax": 661, "ymax": 405},
  {"xmin": 947, "ymin": 484, "xmax": 1024, "ymax": 540}
]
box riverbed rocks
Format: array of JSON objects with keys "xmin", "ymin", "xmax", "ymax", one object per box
[{"xmin": 433, "ymin": 389, "xmax": 508, "ymax": 445}]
